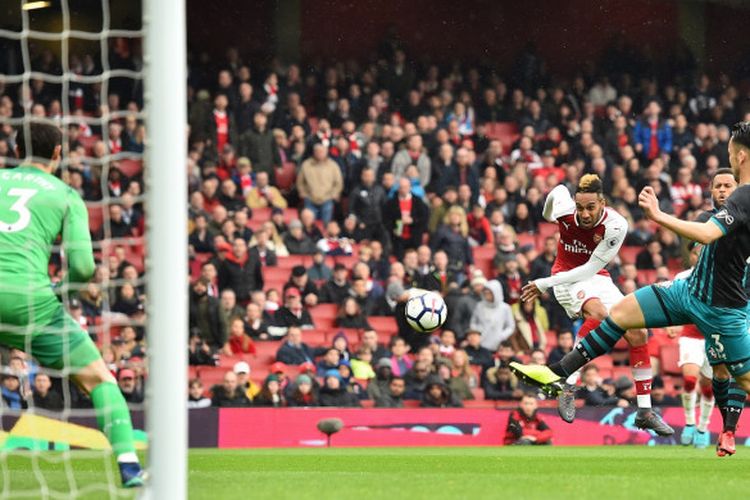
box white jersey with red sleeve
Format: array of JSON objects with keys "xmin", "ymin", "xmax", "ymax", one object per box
[{"xmin": 534, "ymin": 185, "xmax": 628, "ymax": 294}]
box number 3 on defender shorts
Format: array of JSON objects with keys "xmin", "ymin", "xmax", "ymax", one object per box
[
  {"xmin": 0, "ymin": 188, "xmax": 37, "ymax": 233},
  {"xmin": 712, "ymin": 334, "xmax": 725, "ymax": 353}
]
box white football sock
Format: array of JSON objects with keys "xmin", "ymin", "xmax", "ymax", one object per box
[{"xmin": 682, "ymin": 391, "xmax": 697, "ymax": 426}]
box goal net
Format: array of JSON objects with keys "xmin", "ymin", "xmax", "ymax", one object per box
[{"xmin": 0, "ymin": 0, "xmax": 186, "ymax": 498}]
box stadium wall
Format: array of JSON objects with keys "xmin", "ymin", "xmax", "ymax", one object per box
[{"xmin": 3, "ymin": 408, "xmax": 750, "ymax": 450}]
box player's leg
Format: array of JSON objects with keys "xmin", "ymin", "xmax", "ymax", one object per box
[
  {"xmin": 679, "ymin": 360, "xmax": 701, "ymax": 445},
  {"xmin": 694, "ymin": 368, "xmax": 714, "ymax": 448},
  {"xmin": 30, "ymin": 310, "xmax": 145, "ymax": 487}
]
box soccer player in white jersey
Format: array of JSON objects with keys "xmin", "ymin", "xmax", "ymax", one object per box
[{"xmin": 521, "ymin": 174, "xmax": 673, "ymax": 435}]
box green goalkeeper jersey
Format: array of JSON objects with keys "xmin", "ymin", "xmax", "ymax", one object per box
[{"xmin": 0, "ymin": 165, "xmax": 94, "ymax": 326}]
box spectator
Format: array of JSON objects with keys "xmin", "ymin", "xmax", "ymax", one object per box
[
  {"xmin": 576, "ymin": 365, "xmax": 628, "ymax": 407},
  {"xmin": 438, "ymin": 329, "xmax": 457, "ymax": 359},
  {"xmin": 404, "ymin": 360, "xmax": 432, "ymax": 400},
  {"xmin": 303, "ymin": 248, "xmax": 330, "ymax": 278},
  {"xmin": 483, "ymin": 363, "xmax": 522, "ymax": 400},
  {"xmin": 451, "ymin": 349, "xmax": 479, "ymax": 389},
  {"xmin": 392, "ymin": 134, "xmax": 431, "ymax": 187},
  {"xmin": 118, "ymin": 368, "xmax": 144, "ymax": 404},
  {"xmin": 421, "ymin": 376, "xmax": 463, "ymax": 408},
  {"xmin": 633, "ymin": 99, "xmax": 672, "ymax": 161},
  {"xmin": 463, "ymin": 329, "xmax": 494, "ymax": 368},
  {"xmin": 233, "ymin": 361, "xmax": 261, "ymax": 402},
  {"xmin": 188, "ymin": 331, "xmax": 215, "ymax": 366},
  {"xmin": 317, "ymin": 221, "xmax": 353, "ymax": 256},
  {"xmin": 285, "ymin": 265, "xmax": 319, "ymax": 307},
  {"xmin": 296, "ymin": 143, "xmax": 343, "ymax": 223},
  {"xmin": 436, "ymin": 360, "xmax": 472, "ymax": 402},
  {"xmin": 431, "ymin": 206, "xmax": 473, "ymax": 280},
  {"xmin": 32, "ymin": 373, "xmax": 63, "ymax": 412},
  {"xmin": 350, "ymin": 347, "xmax": 376, "ymax": 380},
  {"xmin": 330, "ymin": 331, "xmax": 352, "ymax": 362},
  {"xmin": 316, "ymin": 348, "xmax": 341, "ymax": 376},
  {"xmin": 510, "ymin": 298, "xmax": 549, "ymax": 353},
  {"xmin": 504, "ymin": 393, "xmax": 553, "ymax": 445},
  {"xmin": 469, "ymin": 280, "xmax": 515, "ymax": 352},
  {"xmin": 547, "ymin": 330, "xmax": 574, "ymax": 366},
  {"xmin": 275, "ymin": 326, "xmax": 315, "ymax": 365},
  {"xmin": 189, "ymin": 213, "xmax": 215, "ymax": 255},
  {"xmin": 335, "ymin": 297, "xmax": 372, "ymax": 330},
  {"xmin": 211, "ymin": 371, "xmax": 251, "ymax": 407},
  {"xmin": 274, "ymin": 287, "xmax": 314, "ymax": 329},
  {"xmin": 349, "ymin": 167, "xmax": 387, "ymax": 243},
  {"xmin": 187, "ymin": 379, "xmax": 212, "ymax": 409},
  {"xmin": 467, "ymin": 204, "xmax": 493, "ymax": 246},
  {"xmin": 254, "ymin": 375, "xmax": 286, "ymax": 407},
  {"xmin": 1, "ymin": 372, "xmax": 27, "ymax": 409},
  {"xmin": 360, "ymin": 329, "xmax": 391, "ymax": 361},
  {"xmin": 374, "ymin": 376, "xmax": 406, "ymax": 408},
  {"xmin": 227, "ymin": 316, "xmax": 256, "ymax": 355},
  {"xmin": 384, "ymin": 177, "xmax": 429, "ymax": 259},
  {"xmin": 238, "ymin": 111, "xmax": 280, "ymax": 183},
  {"xmin": 209, "ymin": 94, "xmax": 236, "ymax": 157},
  {"xmin": 246, "ymin": 170, "xmax": 287, "ymax": 210},
  {"xmin": 318, "ymin": 370, "xmax": 360, "ymax": 407},
  {"xmin": 243, "ymin": 302, "xmax": 270, "ymax": 340},
  {"xmin": 287, "ymin": 374, "xmax": 318, "ymax": 407},
  {"xmin": 248, "ymin": 228, "xmax": 278, "ymax": 267},
  {"xmin": 319, "ymin": 262, "xmax": 351, "ymax": 304},
  {"xmin": 219, "ymin": 288, "xmax": 244, "ymax": 336},
  {"xmin": 283, "ymin": 219, "xmax": 317, "ymax": 255},
  {"xmin": 188, "ymin": 277, "xmax": 226, "ymax": 352},
  {"xmin": 218, "ymin": 238, "xmax": 263, "ymax": 302},
  {"xmin": 636, "ymin": 239, "xmax": 666, "ymax": 270}
]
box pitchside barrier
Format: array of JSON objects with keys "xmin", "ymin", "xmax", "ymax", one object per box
[{"xmin": 2, "ymin": 407, "xmax": 750, "ymax": 449}]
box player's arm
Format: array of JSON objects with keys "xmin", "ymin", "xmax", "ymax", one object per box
[
  {"xmin": 639, "ymin": 186, "xmax": 724, "ymax": 245},
  {"xmin": 62, "ymin": 192, "xmax": 95, "ymax": 283},
  {"xmin": 523, "ymin": 219, "xmax": 626, "ymax": 300},
  {"xmin": 542, "ymin": 184, "xmax": 574, "ymax": 222}
]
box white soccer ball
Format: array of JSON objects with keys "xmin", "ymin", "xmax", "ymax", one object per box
[{"xmin": 405, "ymin": 290, "xmax": 447, "ymax": 333}]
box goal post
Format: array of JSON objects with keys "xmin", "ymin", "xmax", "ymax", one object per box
[{"xmin": 143, "ymin": 0, "xmax": 188, "ymax": 497}]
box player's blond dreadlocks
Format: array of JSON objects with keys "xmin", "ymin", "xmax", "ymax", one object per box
[{"xmin": 577, "ymin": 174, "xmax": 604, "ymax": 196}]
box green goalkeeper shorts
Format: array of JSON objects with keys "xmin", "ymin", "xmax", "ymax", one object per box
[{"xmin": 0, "ymin": 304, "xmax": 101, "ymax": 371}]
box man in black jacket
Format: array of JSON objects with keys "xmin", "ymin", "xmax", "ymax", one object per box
[
  {"xmin": 318, "ymin": 370, "xmax": 361, "ymax": 407},
  {"xmin": 275, "ymin": 326, "xmax": 315, "ymax": 365},
  {"xmin": 383, "ymin": 177, "xmax": 429, "ymax": 260},
  {"xmin": 32, "ymin": 373, "xmax": 63, "ymax": 411},
  {"xmin": 319, "ymin": 263, "xmax": 351, "ymax": 304},
  {"xmin": 211, "ymin": 371, "xmax": 251, "ymax": 407},
  {"xmin": 188, "ymin": 277, "xmax": 226, "ymax": 351},
  {"xmin": 374, "ymin": 376, "xmax": 406, "ymax": 408},
  {"xmin": 238, "ymin": 111, "xmax": 280, "ymax": 183},
  {"xmin": 218, "ymin": 238, "xmax": 263, "ymax": 303},
  {"xmin": 248, "ymin": 228, "xmax": 277, "ymax": 267},
  {"xmin": 349, "ymin": 167, "xmax": 387, "ymax": 244},
  {"xmin": 463, "ymin": 330, "xmax": 494, "ymax": 369}
]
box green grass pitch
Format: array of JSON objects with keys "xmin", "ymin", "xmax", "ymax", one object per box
[{"xmin": 3, "ymin": 446, "xmax": 750, "ymax": 499}]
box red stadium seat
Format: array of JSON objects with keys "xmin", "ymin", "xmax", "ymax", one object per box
[
  {"xmin": 517, "ymin": 233, "xmax": 536, "ymax": 248},
  {"xmin": 592, "ymin": 355, "xmax": 614, "ymax": 371},
  {"xmin": 116, "ymin": 158, "xmax": 143, "ymax": 178},
  {"xmin": 472, "ymin": 244, "xmax": 496, "ymax": 261},
  {"xmin": 276, "ymin": 255, "xmax": 310, "ymax": 269},
  {"xmin": 275, "ymin": 162, "xmax": 297, "ymax": 191},
  {"xmin": 313, "ymin": 316, "xmax": 336, "ymax": 331},
  {"xmin": 309, "ymin": 303, "xmax": 338, "ymax": 319},
  {"xmin": 473, "ymin": 258, "xmax": 494, "ymax": 280},
  {"xmin": 660, "ymin": 344, "xmax": 681, "ymax": 375},
  {"xmin": 537, "ymin": 222, "xmax": 558, "ymax": 240},
  {"xmin": 252, "ymin": 207, "xmax": 272, "ymax": 223},
  {"xmin": 611, "ymin": 366, "xmax": 631, "ymax": 380},
  {"xmin": 619, "ymin": 246, "xmax": 640, "ymax": 265},
  {"xmin": 254, "ymin": 341, "xmax": 282, "ymax": 364},
  {"xmin": 302, "ymin": 329, "xmax": 327, "ymax": 346},
  {"xmin": 264, "ymin": 267, "xmax": 290, "ymax": 283},
  {"xmin": 333, "ymin": 255, "xmax": 358, "ymax": 269},
  {"xmin": 86, "ymin": 204, "xmax": 105, "ymax": 235},
  {"xmin": 637, "ymin": 270, "xmax": 657, "ymax": 286},
  {"xmin": 368, "ymin": 316, "xmax": 398, "ymax": 336}
]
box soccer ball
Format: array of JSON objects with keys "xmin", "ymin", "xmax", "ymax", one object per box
[{"xmin": 405, "ymin": 291, "xmax": 447, "ymax": 333}]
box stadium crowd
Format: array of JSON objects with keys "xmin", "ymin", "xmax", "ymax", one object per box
[{"xmin": 0, "ymin": 36, "xmax": 747, "ymax": 411}]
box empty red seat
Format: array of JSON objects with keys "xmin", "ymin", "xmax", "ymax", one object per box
[
  {"xmin": 472, "ymin": 244, "xmax": 496, "ymax": 261},
  {"xmin": 117, "ymin": 158, "xmax": 143, "ymax": 178},
  {"xmin": 310, "ymin": 303, "xmax": 338, "ymax": 319},
  {"xmin": 275, "ymin": 162, "xmax": 297, "ymax": 191},
  {"xmin": 302, "ymin": 329, "xmax": 327, "ymax": 346},
  {"xmin": 254, "ymin": 341, "xmax": 282, "ymax": 364},
  {"xmin": 637, "ymin": 270, "xmax": 657, "ymax": 286},
  {"xmin": 368, "ymin": 316, "xmax": 398, "ymax": 336},
  {"xmin": 87, "ymin": 204, "xmax": 105, "ymax": 234},
  {"xmin": 619, "ymin": 246, "xmax": 640, "ymax": 265},
  {"xmin": 264, "ymin": 267, "xmax": 290, "ymax": 282},
  {"xmin": 537, "ymin": 222, "xmax": 559, "ymax": 240},
  {"xmin": 517, "ymin": 233, "xmax": 536, "ymax": 248},
  {"xmin": 276, "ymin": 255, "xmax": 310, "ymax": 269}
]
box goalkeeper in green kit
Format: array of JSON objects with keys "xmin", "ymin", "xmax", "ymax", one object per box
[{"xmin": 1, "ymin": 123, "xmax": 144, "ymax": 488}]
